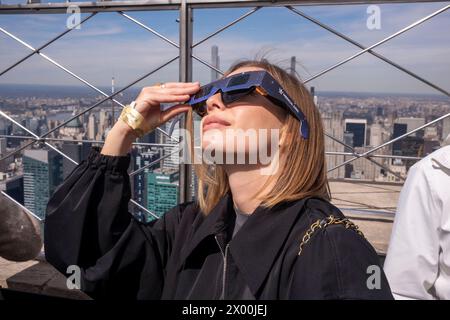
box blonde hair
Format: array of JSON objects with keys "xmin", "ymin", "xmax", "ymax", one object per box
[{"xmin": 186, "ymin": 58, "xmax": 331, "ymax": 215}]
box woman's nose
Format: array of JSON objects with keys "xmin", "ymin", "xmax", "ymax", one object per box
[{"xmin": 206, "ymin": 92, "xmax": 226, "ymax": 114}]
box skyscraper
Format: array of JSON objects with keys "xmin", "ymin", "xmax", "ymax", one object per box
[
  {"xmin": 146, "ymin": 168, "xmax": 179, "ymax": 221},
  {"xmin": 5, "ymin": 175, "xmax": 24, "ymax": 205},
  {"xmin": 0, "ymin": 137, "xmax": 9, "ymax": 172},
  {"xmin": 344, "ymin": 119, "xmax": 367, "ymax": 148},
  {"xmin": 322, "ymin": 111, "xmax": 345, "ymax": 179},
  {"xmin": 211, "ymin": 45, "xmax": 220, "ymax": 81},
  {"xmin": 370, "ymin": 123, "xmax": 383, "ymax": 147},
  {"xmin": 392, "ymin": 123, "xmax": 407, "ymax": 156},
  {"xmin": 396, "ymin": 117, "xmax": 425, "ymax": 138},
  {"xmin": 61, "ymin": 142, "xmax": 92, "ymax": 179},
  {"xmin": 88, "ymin": 113, "xmax": 97, "ymax": 140},
  {"xmin": 23, "ymin": 148, "xmax": 63, "ymax": 219},
  {"xmin": 130, "ymin": 148, "xmax": 161, "ymax": 221},
  {"xmin": 442, "ymin": 116, "xmax": 450, "ymax": 142}
]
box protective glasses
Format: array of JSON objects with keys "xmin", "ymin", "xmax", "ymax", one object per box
[{"xmin": 187, "ymin": 70, "xmax": 309, "ymax": 139}]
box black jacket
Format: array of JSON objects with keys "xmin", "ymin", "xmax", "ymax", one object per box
[{"xmin": 44, "ymin": 146, "xmax": 393, "ymax": 300}]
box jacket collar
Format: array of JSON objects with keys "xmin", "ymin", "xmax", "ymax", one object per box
[{"xmin": 178, "ymin": 190, "xmax": 313, "ymax": 297}]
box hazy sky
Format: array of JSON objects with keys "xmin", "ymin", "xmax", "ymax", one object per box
[{"xmin": 0, "ymin": 1, "xmax": 449, "ymax": 96}]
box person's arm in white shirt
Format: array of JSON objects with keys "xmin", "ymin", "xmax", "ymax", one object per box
[{"xmin": 384, "ymin": 160, "xmax": 442, "ymax": 300}]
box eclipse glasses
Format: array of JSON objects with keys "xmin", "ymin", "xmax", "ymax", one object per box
[{"xmin": 187, "ymin": 70, "xmax": 309, "ymax": 139}]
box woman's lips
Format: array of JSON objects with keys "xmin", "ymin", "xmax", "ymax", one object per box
[
  {"xmin": 203, "ymin": 122, "xmax": 230, "ymax": 132},
  {"xmin": 203, "ymin": 116, "xmax": 230, "ymax": 132}
]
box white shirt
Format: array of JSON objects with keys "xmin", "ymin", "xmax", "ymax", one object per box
[{"xmin": 384, "ymin": 145, "xmax": 450, "ymax": 299}]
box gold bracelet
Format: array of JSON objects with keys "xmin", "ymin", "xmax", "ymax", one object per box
[{"xmin": 119, "ymin": 103, "xmax": 151, "ymax": 138}]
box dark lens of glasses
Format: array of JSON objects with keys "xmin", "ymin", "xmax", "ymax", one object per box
[
  {"xmin": 191, "ymin": 87, "xmax": 255, "ymax": 117},
  {"xmin": 222, "ymin": 87, "xmax": 255, "ymax": 104},
  {"xmin": 226, "ymin": 73, "xmax": 251, "ymax": 88},
  {"xmin": 193, "ymin": 85, "xmax": 213, "ymax": 100}
]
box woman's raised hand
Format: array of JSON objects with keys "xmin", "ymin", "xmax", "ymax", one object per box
[
  {"xmin": 133, "ymin": 81, "xmax": 201, "ymax": 133},
  {"xmin": 101, "ymin": 81, "xmax": 200, "ymax": 156}
]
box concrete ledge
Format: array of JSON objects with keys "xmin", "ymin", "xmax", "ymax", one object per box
[{"xmin": 0, "ymin": 256, "xmax": 91, "ymax": 300}]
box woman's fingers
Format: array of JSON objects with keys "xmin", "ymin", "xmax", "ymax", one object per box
[
  {"xmin": 159, "ymin": 86, "xmax": 200, "ymax": 95},
  {"xmin": 154, "ymin": 81, "xmax": 200, "ymax": 89},
  {"xmin": 142, "ymin": 82, "xmax": 199, "ymax": 104},
  {"xmin": 146, "ymin": 93, "xmax": 192, "ymax": 104},
  {"xmin": 160, "ymin": 104, "xmax": 192, "ymax": 123},
  {"xmin": 133, "ymin": 81, "xmax": 200, "ymax": 130}
]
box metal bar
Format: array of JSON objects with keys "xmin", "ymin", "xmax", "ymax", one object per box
[
  {"xmin": 178, "ymin": 0, "xmax": 193, "ymax": 203},
  {"xmin": 4, "ymin": 55, "xmax": 178, "ymax": 148},
  {"xmin": 0, "ymin": 138, "xmax": 35, "ymax": 162},
  {"xmin": 118, "ymin": 11, "xmax": 179, "ymax": 47},
  {"xmin": 0, "ymin": 26, "xmax": 125, "ymax": 107},
  {"xmin": 326, "ymin": 151, "xmax": 423, "ymax": 161},
  {"xmin": 47, "ymin": 58, "xmax": 180, "ymax": 142},
  {"xmin": 0, "ymin": 26, "xmax": 178, "ymax": 143},
  {"xmin": 304, "ymin": 4, "xmax": 450, "ymax": 84},
  {"xmin": 0, "ymin": 1, "xmax": 446, "ymax": 14},
  {"xmin": 0, "ymin": 134, "xmax": 178, "ymax": 148},
  {"xmin": 286, "ymin": 6, "xmax": 450, "ymax": 97},
  {"xmin": 129, "ymin": 147, "xmax": 180, "ymax": 177},
  {"xmin": 0, "ymin": 13, "xmax": 97, "ymax": 77},
  {"xmin": 0, "ymin": 109, "xmax": 162, "ymax": 219},
  {"xmin": 0, "ymin": 190, "xmax": 43, "ymax": 222},
  {"xmin": 118, "ymin": 11, "xmax": 225, "ymax": 79},
  {"xmin": 0, "ymin": 51, "xmax": 181, "ymax": 218},
  {"xmin": 192, "ymin": 55, "xmax": 225, "ymax": 75},
  {"xmin": 329, "ymin": 111, "xmax": 450, "ymax": 172},
  {"xmin": 192, "ymin": 6, "xmax": 262, "ymax": 48},
  {"xmin": 325, "ymin": 132, "xmax": 405, "ymax": 181},
  {"xmin": 0, "ymin": 109, "xmax": 77, "ymax": 165}
]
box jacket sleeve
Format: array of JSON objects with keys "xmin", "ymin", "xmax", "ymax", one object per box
[
  {"xmin": 44, "ymin": 146, "xmax": 183, "ymax": 299},
  {"xmin": 289, "ymin": 217, "xmax": 394, "ymax": 300},
  {"xmin": 383, "ymin": 159, "xmax": 446, "ymax": 300}
]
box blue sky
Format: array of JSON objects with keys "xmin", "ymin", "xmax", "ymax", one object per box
[{"xmin": 0, "ymin": 1, "xmax": 449, "ymax": 95}]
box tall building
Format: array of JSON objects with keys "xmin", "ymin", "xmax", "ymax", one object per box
[
  {"xmin": 59, "ymin": 111, "xmax": 84, "ymax": 140},
  {"xmin": 343, "ymin": 131, "xmax": 354, "ymax": 178},
  {"xmin": 157, "ymin": 120, "xmax": 179, "ymax": 171},
  {"xmin": 61, "ymin": 142, "xmax": 92, "ymax": 179},
  {"xmin": 99, "ymin": 109, "xmax": 109, "ymax": 134},
  {"xmin": 396, "ymin": 117, "xmax": 425, "ymax": 138},
  {"xmin": 392, "ymin": 123, "xmax": 407, "ymax": 156},
  {"xmin": 344, "ymin": 119, "xmax": 367, "ymax": 148},
  {"xmin": 0, "ymin": 137, "xmax": 9, "ymax": 172},
  {"xmin": 424, "ymin": 126, "xmax": 438, "ymax": 140},
  {"xmin": 27, "ymin": 117, "xmax": 40, "ymax": 135},
  {"xmin": 321, "ymin": 111, "xmax": 345, "ymax": 179},
  {"xmin": 88, "ymin": 113, "xmax": 97, "ymax": 140},
  {"xmin": 211, "ymin": 45, "xmax": 220, "ymax": 81},
  {"xmin": 146, "ymin": 168, "xmax": 179, "ymax": 221},
  {"xmin": 130, "ymin": 148, "xmax": 160, "ymax": 221},
  {"xmin": 442, "ymin": 116, "xmax": 450, "ymax": 142},
  {"xmin": 5, "ymin": 175, "xmax": 24, "ymax": 205},
  {"xmin": 401, "ymin": 136, "xmax": 424, "ymax": 171},
  {"xmin": 0, "ymin": 118, "xmax": 10, "ymax": 136},
  {"xmin": 23, "ymin": 148, "xmax": 63, "ymax": 219},
  {"xmin": 369, "ymin": 123, "xmax": 383, "ymax": 147}
]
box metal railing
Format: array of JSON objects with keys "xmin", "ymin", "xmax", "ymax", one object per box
[{"xmin": 1, "ymin": 0, "xmax": 449, "ymax": 222}]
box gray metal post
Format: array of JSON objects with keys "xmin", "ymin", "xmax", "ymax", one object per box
[{"xmin": 178, "ymin": 0, "xmax": 193, "ymax": 203}]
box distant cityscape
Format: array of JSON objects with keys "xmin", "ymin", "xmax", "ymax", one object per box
[{"xmin": 1, "ymin": 79, "xmax": 449, "ymax": 223}]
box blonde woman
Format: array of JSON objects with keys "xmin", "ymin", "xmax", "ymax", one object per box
[{"xmin": 45, "ymin": 59, "xmax": 393, "ymax": 300}]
